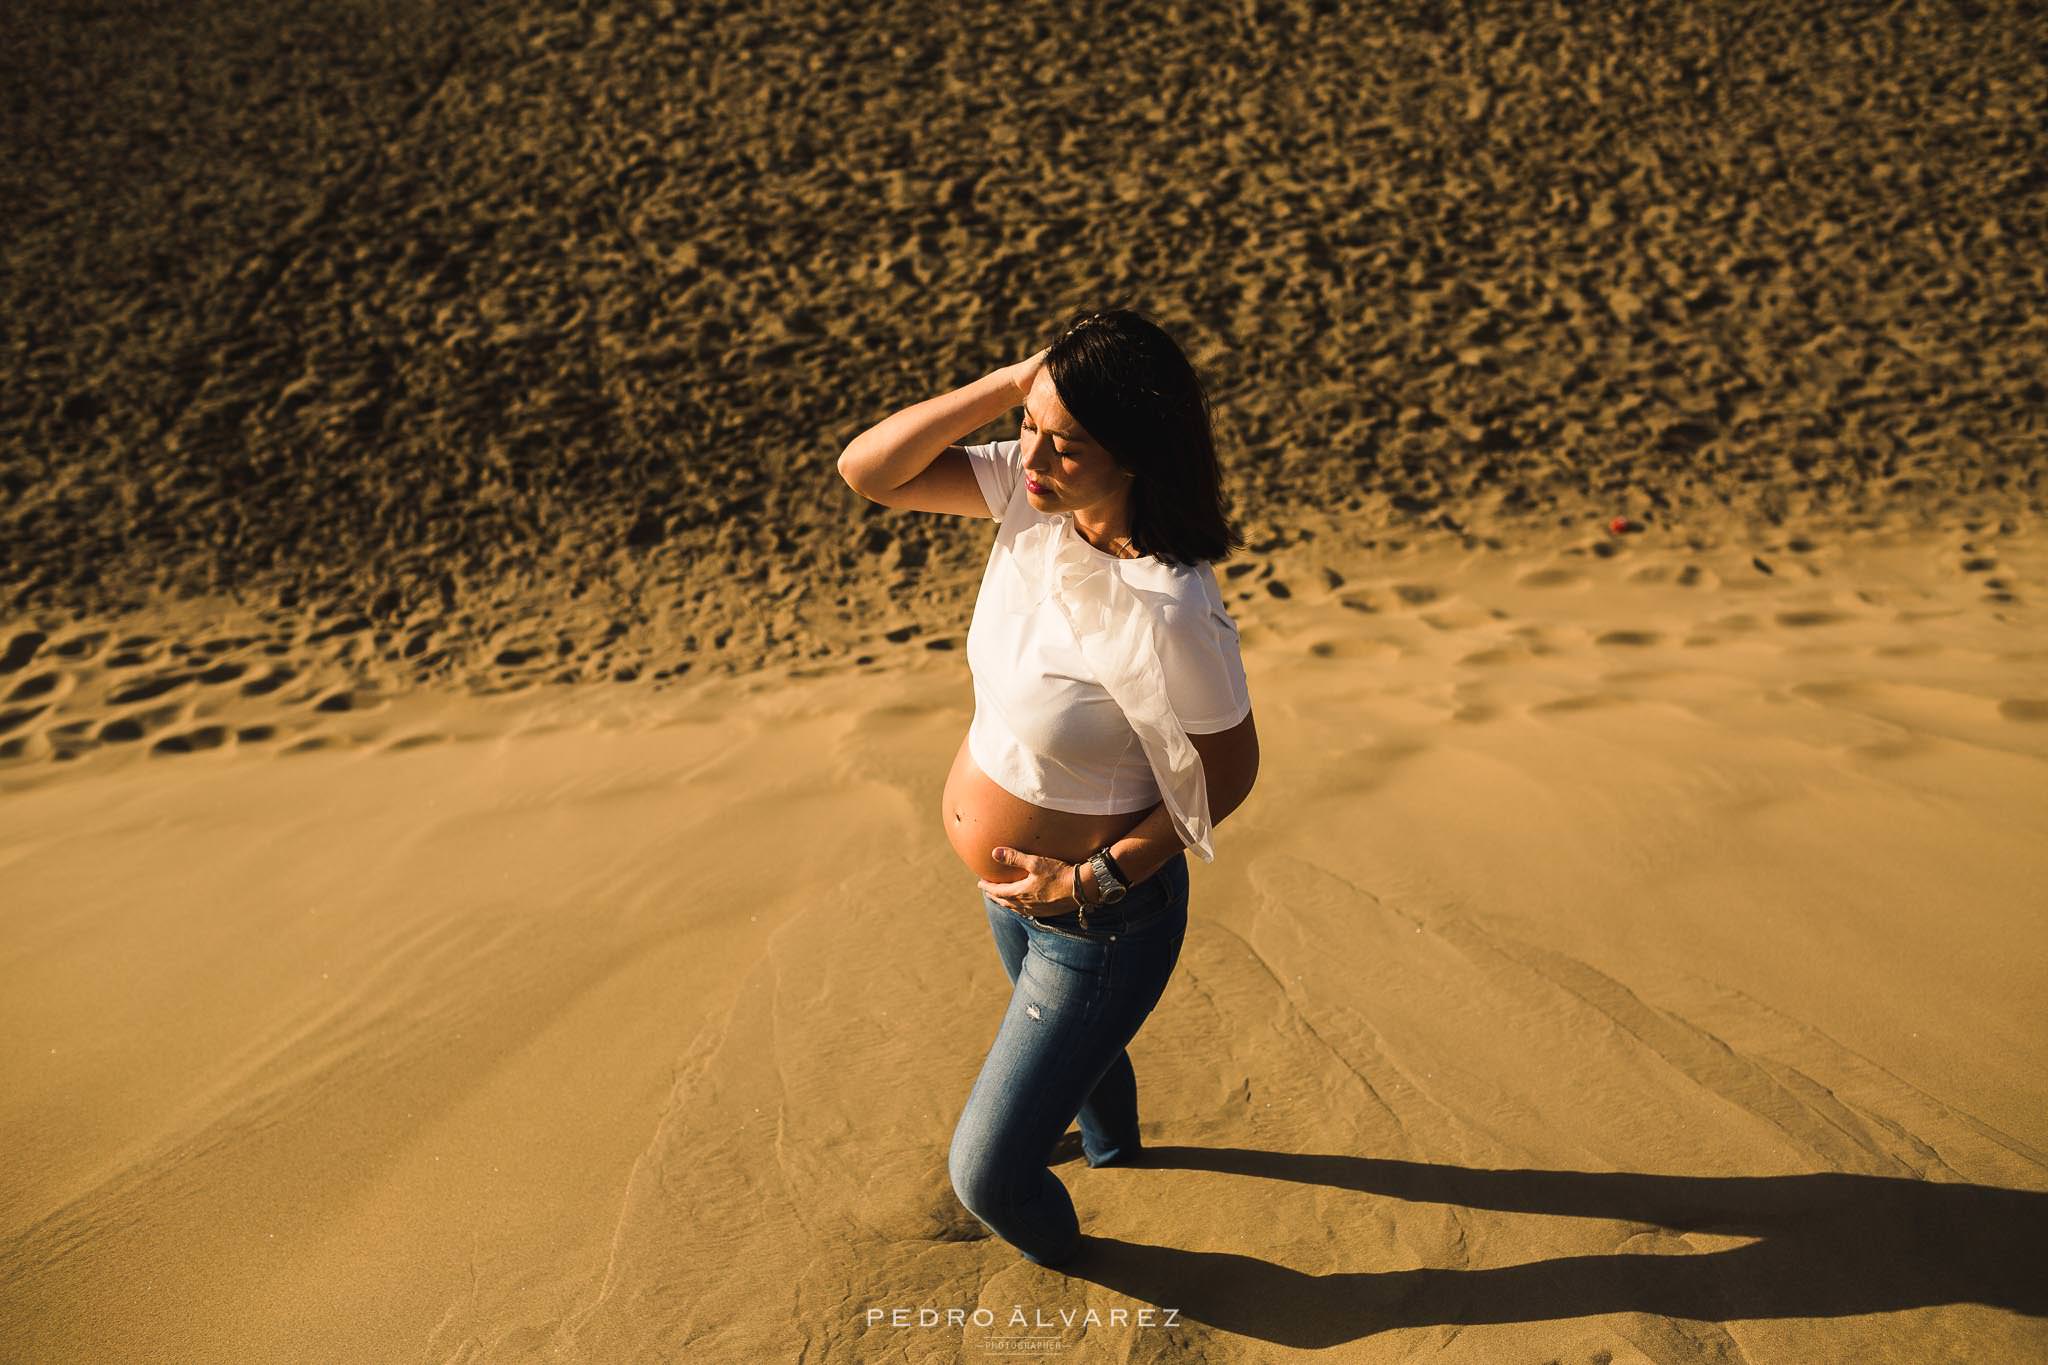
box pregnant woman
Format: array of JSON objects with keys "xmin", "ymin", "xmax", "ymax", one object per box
[{"xmin": 837, "ymin": 309, "xmax": 1261, "ymax": 1268}]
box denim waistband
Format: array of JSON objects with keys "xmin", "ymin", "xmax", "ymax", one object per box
[{"xmin": 1031, "ymin": 851, "xmax": 1187, "ymax": 933}]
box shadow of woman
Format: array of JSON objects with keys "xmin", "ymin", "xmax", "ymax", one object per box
[{"xmin": 1062, "ymin": 1148, "xmax": 2048, "ymax": 1348}]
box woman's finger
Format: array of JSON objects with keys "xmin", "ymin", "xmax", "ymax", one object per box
[{"xmin": 978, "ymin": 876, "xmax": 1032, "ymax": 896}]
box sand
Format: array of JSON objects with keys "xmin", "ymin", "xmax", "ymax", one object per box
[
  {"xmin": 4, "ymin": 0, "xmax": 2046, "ymax": 1360},
  {"xmin": 6, "ymin": 516, "xmax": 2045, "ymax": 1361}
]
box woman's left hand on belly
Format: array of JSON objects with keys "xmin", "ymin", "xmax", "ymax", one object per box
[{"xmin": 977, "ymin": 846, "xmax": 1083, "ymax": 916}]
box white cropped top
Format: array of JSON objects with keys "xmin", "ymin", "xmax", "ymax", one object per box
[{"xmin": 960, "ymin": 438, "xmax": 1252, "ymax": 861}]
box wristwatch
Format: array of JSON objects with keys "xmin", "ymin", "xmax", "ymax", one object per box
[{"xmin": 1085, "ymin": 847, "xmax": 1130, "ymax": 905}]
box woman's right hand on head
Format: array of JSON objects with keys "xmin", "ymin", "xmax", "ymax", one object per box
[{"xmin": 1004, "ymin": 347, "xmax": 1049, "ymax": 401}]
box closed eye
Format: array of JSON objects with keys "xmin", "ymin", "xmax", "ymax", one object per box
[{"xmin": 1020, "ymin": 417, "xmax": 1072, "ymax": 457}]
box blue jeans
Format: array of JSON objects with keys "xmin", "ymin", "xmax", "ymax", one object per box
[{"xmin": 948, "ymin": 851, "xmax": 1190, "ymax": 1267}]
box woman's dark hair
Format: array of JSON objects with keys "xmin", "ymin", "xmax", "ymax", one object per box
[{"xmin": 1042, "ymin": 308, "xmax": 1244, "ymax": 567}]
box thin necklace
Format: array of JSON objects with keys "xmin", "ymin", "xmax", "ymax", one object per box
[{"xmin": 1067, "ymin": 514, "xmax": 1133, "ymax": 557}]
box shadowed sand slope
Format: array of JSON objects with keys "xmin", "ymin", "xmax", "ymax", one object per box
[
  {"xmin": 4, "ymin": 524, "xmax": 2045, "ymax": 1362},
  {"xmin": 4, "ymin": 0, "xmax": 2047, "ymax": 1359},
  {"xmin": 3, "ymin": 0, "xmax": 2044, "ymax": 704}
]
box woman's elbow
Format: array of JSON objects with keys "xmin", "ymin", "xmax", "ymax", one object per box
[
  {"xmin": 1236, "ymin": 771, "xmax": 1260, "ymax": 818},
  {"xmin": 1218, "ymin": 759, "xmax": 1258, "ymax": 822},
  {"xmin": 835, "ymin": 446, "xmax": 868, "ymax": 493}
]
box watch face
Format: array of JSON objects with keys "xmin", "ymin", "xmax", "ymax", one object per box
[{"xmin": 1092, "ymin": 852, "xmax": 1127, "ymax": 902}]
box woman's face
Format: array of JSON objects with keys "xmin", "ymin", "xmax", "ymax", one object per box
[{"xmin": 1018, "ymin": 369, "xmax": 1132, "ymax": 522}]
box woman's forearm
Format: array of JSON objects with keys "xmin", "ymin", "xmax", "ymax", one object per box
[
  {"xmin": 1098, "ymin": 802, "xmax": 1186, "ymax": 894},
  {"xmin": 837, "ymin": 365, "xmax": 1021, "ymax": 495},
  {"xmin": 1093, "ymin": 757, "xmax": 1256, "ymax": 895}
]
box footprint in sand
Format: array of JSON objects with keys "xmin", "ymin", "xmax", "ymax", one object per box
[
  {"xmin": 7, "ymin": 671, "xmax": 59, "ymax": 702},
  {"xmin": 0, "ymin": 631, "xmax": 47, "ymax": 674},
  {"xmin": 1338, "ymin": 592, "xmax": 1378, "ymax": 613},
  {"xmin": 1593, "ymin": 630, "xmax": 1661, "ymax": 647},
  {"xmin": 1412, "ymin": 612, "xmax": 1455, "ymax": 632},
  {"xmin": 108, "ymin": 673, "xmax": 193, "ymax": 705},
  {"xmin": 98, "ymin": 717, "xmax": 147, "ymax": 743},
  {"xmin": 1393, "ymin": 583, "xmax": 1439, "ymax": 607},
  {"xmin": 1517, "ymin": 567, "xmax": 1583, "ymax": 589},
  {"xmin": 313, "ymin": 688, "xmax": 385, "ymax": 714},
  {"xmin": 1999, "ymin": 699, "xmax": 2048, "ymax": 723},
  {"xmin": 1776, "ymin": 610, "xmax": 1850, "ymax": 628},
  {"xmin": 151, "ymin": 725, "xmax": 230, "ymax": 755},
  {"xmin": 0, "ymin": 704, "xmax": 50, "ymax": 737},
  {"xmin": 241, "ymin": 666, "xmax": 297, "ymax": 697},
  {"xmin": 1531, "ymin": 692, "xmax": 1625, "ymax": 714},
  {"xmin": 52, "ymin": 632, "xmax": 107, "ymax": 660}
]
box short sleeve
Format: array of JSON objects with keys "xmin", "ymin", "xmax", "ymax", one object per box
[
  {"xmin": 960, "ymin": 439, "xmax": 1023, "ymax": 521},
  {"xmin": 1160, "ymin": 595, "xmax": 1253, "ymax": 734}
]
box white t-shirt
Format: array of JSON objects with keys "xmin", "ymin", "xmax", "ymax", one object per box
[{"xmin": 961, "ymin": 438, "xmax": 1252, "ymax": 818}]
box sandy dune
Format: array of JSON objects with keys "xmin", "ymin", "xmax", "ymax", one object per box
[
  {"xmin": 4, "ymin": 0, "xmax": 2047, "ymax": 1359},
  {"xmin": 6, "ymin": 514, "xmax": 2045, "ymax": 1361}
]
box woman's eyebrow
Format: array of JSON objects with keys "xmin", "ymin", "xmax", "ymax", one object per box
[{"xmin": 1022, "ymin": 401, "xmax": 1084, "ymax": 442}]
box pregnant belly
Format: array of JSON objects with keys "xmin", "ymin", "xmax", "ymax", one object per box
[{"xmin": 941, "ymin": 732, "xmax": 1155, "ymax": 884}]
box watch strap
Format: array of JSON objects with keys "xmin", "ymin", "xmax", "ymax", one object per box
[
  {"xmin": 1098, "ymin": 847, "xmax": 1131, "ymax": 891},
  {"xmin": 1088, "ymin": 847, "xmax": 1129, "ymax": 903}
]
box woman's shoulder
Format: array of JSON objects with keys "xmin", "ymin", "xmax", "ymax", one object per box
[
  {"xmin": 1134, "ymin": 556, "xmax": 1238, "ymax": 627},
  {"xmin": 1134, "ymin": 551, "xmax": 1223, "ymax": 589}
]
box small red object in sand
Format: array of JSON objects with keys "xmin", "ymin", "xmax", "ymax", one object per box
[{"xmin": 1609, "ymin": 516, "xmax": 1636, "ymax": 534}]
